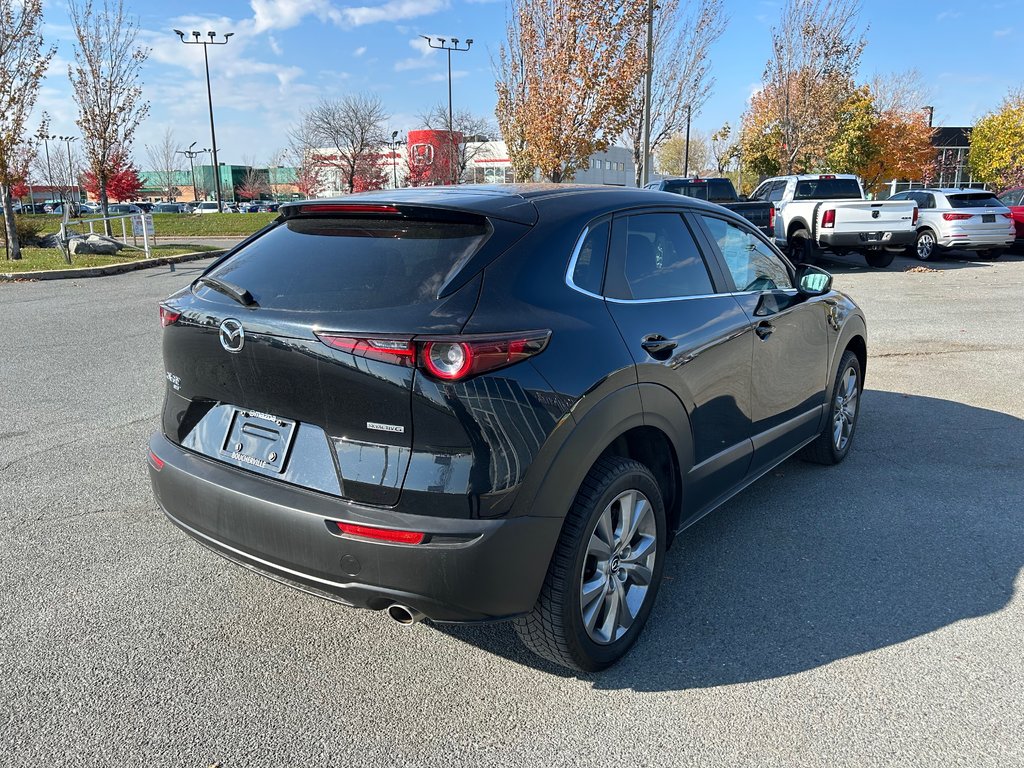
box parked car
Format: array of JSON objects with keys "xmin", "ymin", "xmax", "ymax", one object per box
[
  {"xmin": 645, "ymin": 177, "xmax": 775, "ymax": 239},
  {"xmin": 149, "ymin": 186, "xmax": 867, "ymax": 672},
  {"xmin": 256, "ymin": 202, "xmax": 280, "ymax": 213},
  {"xmin": 192, "ymin": 202, "xmax": 223, "ymax": 214},
  {"xmin": 107, "ymin": 204, "xmax": 144, "ymax": 215},
  {"xmin": 996, "ymin": 187, "xmax": 1024, "ymax": 251},
  {"xmin": 16, "ymin": 203, "xmax": 48, "ymax": 214},
  {"xmin": 888, "ymin": 188, "xmax": 1015, "ymax": 260},
  {"xmin": 153, "ymin": 203, "xmax": 191, "ymax": 214},
  {"xmin": 750, "ymin": 174, "xmax": 917, "ymax": 267},
  {"xmin": 79, "ymin": 202, "xmax": 100, "ymax": 215}
]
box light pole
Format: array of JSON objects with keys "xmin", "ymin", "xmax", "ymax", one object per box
[
  {"xmin": 36, "ymin": 131, "xmax": 57, "ymax": 205},
  {"xmin": 176, "ymin": 141, "xmax": 210, "ymax": 202},
  {"xmin": 386, "ymin": 131, "xmax": 405, "ymax": 189},
  {"xmin": 922, "ymin": 105, "xmax": 934, "ymax": 128},
  {"xmin": 683, "ymin": 104, "xmax": 692, "ymax": 177},
  {"xmin": 174, "ymin": 29, "xmax": 233, "ymax": 210},
  {"xmin": 58, "ymin": 137, "xmax": 78, "ymax": 207},
  {"xmin": 641, "ymin": 0, "xmax": 654, "ymax": 185},
  {"xmin": 420, "ymin": 36, "xmax": 472, "ymax": 183}
]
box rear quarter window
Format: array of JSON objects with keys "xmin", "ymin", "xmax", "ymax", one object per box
[{"xmin": 205, "ymin": 217, "xmax": 489, "ymax": 312}]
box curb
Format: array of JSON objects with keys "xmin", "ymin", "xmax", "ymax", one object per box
[{"xmin": 0, "ymin": 249, "xmax": 224, "ymax": 282}]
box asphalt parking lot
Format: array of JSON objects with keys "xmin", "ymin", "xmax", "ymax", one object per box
[{"xmin": 2, "ymin": 249, "xmax": 1021, "ymax": 767}]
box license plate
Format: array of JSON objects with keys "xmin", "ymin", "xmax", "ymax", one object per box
[
  {"xmin": 221, "ymin": 408, "xmax": 297, "ymax": 473},
  {"xmin": 864, "ymin": 232, "xmax": 880, "ymax": 242},
  {"xmin": 983, "ymin": 214, "xmax": 995, "ymax": 223}
]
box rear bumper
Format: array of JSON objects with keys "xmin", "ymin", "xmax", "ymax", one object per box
[
  {"xmin": 817, "ymin": 230, "xmax": 916, "ymax": 249},
  {"xmin": 936, "ymin": 231, "xmax": 1015, "ymax": 250},
  {"xmin": 147, "ymin": 433, "xmax": 562, "ymax": 622}
]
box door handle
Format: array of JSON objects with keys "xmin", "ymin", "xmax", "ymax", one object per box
[
  {"xmin": 641, "ymin": 334, "xmax": 677, "ymax": 356},
  {"xmin": 755, "ymin": 321, "xmax": 774, "ymax": 340}
]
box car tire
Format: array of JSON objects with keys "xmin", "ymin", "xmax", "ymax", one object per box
[
  {"xmin": 790, "ymin": 228, "xmax": 819, "ymax": 265},
  {"xmin": 979, "ymin": 249, "xmax": 1004, "ymax": 260},
  {"xmin": 910, "ymin": 229, "xmax": 939, "ymax": 261},
  {"xmin": 863, "ymin": 251, "xmax": 895, "ymax": 268},
  {"xmin": 802, "ymin": 349, "xmax": 862, "ymax": 465},
  {"xmin": 514, "ymin": 456, "xmax": 667, "ymax": 672}
]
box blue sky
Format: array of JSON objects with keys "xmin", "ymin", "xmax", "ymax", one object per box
[{"xmin": 31, "ymin": 0, "xmax": 1024, "ymax": 167}]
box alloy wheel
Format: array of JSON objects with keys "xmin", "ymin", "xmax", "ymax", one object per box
[
  {"xmin": 916, "ymin": 232, "xmax": 935, "ymax": 260},
  {"xmin": 579, "ymin": 489, "xmax": 657, "ymax": 645},
  {"xmin": 832, "ymin": 366, "xmax": 859, "ymax": 451}
]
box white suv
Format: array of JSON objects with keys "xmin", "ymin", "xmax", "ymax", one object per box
[{"xmin": 889, "ymin": 188, "xmax": 1015, "ymax": 260}]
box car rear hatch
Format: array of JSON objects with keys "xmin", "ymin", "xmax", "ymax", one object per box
[
  {"xmin": 159, "ymin": 201, "xmax": 532, "ymax": 506},
  {"xmin": 945, "ymin": 193, "xmax": 1014, "ymax": 236}
]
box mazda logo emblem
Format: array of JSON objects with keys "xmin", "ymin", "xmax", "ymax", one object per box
[{"xmin": 219, "ymin": 318, "xmax": 245, "ymax": 353}]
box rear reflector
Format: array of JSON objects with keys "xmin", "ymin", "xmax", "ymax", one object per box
[
  {"xmin": 943, "ymin": 213, "xmax": 973, "ymax": 221},
  {"xmin": 159, "ymin": 305, "xmax": 181, "ymax": 327},
  {"xmin": 148, "ymin": 450, "xmax": 164, "ymax": 470},
  {"xmin": 297, "ymin": 204, "xmax": 400, "ymax": 215},
  {"xmin": 822, "ymin": 209, "xmax": 836, "ymax": 228},
  {"xmin": 336, "ymin": 522, "xmax": 425, "ymax": 545}
]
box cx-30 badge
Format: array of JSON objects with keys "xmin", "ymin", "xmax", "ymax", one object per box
[{"xmin": 219, "ymin": 318, "xmax": 245, "ymax": 353}]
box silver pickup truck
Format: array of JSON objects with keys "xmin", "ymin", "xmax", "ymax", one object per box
[{"xmin": 750, "ymin": 174, "xmax": 918, "ymax": 268}]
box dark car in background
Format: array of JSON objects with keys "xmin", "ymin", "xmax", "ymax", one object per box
[
  {"xmin": 148, "ymin": 186, "xmax": 866, "ymax": 671},
  {"xmin": 153, "ymin": 202, "xmax": 192, "ymax": 214},
  {"xmin": 644, "ymin": 177, "xmax": 776, "ymax": 239}
]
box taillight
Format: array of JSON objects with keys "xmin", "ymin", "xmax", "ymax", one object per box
[
  {"xmin": 1002, "ymin": 213, "xmax": 1013, "ymax": 219},
  {"xmin": 315, "ymin": 330, "xmax": 551, "ymax": 381},
  {"xmin": 336, "ymin": 522, "xmax": 425, "ymax": 545},
  {"xmin": 822, "ymin": 209, "xmax": 836, "ymax": 228},
  {"xmin": 912, "ymin": 207, "xmax": 919, "ymax": 225},
  {"xmin": 819, "ymin": 175, "xmax": 836, "ymax": 180},
  {"xmin": 148, "ymin": 450, "xmax": 164, "ymax": 470},
  {"xmin": 768, "ymin": 205, "xmax": 776, "ymax": 233},
  {"xmin": 159, "ymin": 305, "xmax": 180, "ymax": 327},
  {"xmin": 316, "ymin": 335, "xmax": 416, "ymax": 366},
  {"xmin": 942, "ymin": 213, "xmax": 972, "ymax": 221}
]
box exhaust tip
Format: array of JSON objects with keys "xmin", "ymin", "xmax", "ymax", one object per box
[{"xmin": 386, "ymin": 604, "xmax": 424, "ymax": 625}]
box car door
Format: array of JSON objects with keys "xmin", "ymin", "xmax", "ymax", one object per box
[
  {"xmin": 602, "ymin": 209, "xmax": 755, "ymax": 518},
  {"xmin": 692, "ymin": 211, "xmax": 830, "ymax": 476}
]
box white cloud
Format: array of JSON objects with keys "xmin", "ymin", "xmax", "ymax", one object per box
[
  {"xmin": 249, "ymin": 0, "xmax": 343, "ymax": 34},
  {"xmin": 394, "ymin": 37, "xmax": 438, "ymax": 71},
  {"xmin": 353, "ymin": 46, "xmax": 367, "ymax": 57},
  {"xmin": 341, "ymin": 0, "xmax": 448, "ymax": 27},
  {"xmin": 268, "ymin": 35, "xmax": 283, "ymax": 55},
  {"xmin": 993, "ymin": 27, "xmax": 1013, "ymax": 37},
  {"xmin": 936, "ymin": 10, "xmax": 963, "ymax": 22}
]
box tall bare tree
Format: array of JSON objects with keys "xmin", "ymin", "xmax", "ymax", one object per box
[
  {"xmin": 236, "ymin": 157, "xmax": 269, "ymax": 201},
  {"xmin": 68, "ymin": 0, "xmax": 150, "ymax": 229},
  {"xmin": 623, "ymin": 0, "xmax": 726, "ymax": 186},
  {"xmin": 287, "ymin": 121, "xmax": 326, "ymax": 199},
  {"xmin": 266, "ymin": 148, "xmax": 288, "ymax": 199},
  {"xmin": 760, "ymin": 0, "xmax": 866, "ymax": 173},
  {"xmin": 144, "ymin": 126, "xmax": 180, "ymax": 201},
  {"xmin": 0, "ymin": 0, "xmax": 55, "ymax": 260},
  {"xmin": 416, "ymin": 103, "xmax": 497, "ymax": 183},
  {"xmin": 495, "ymin": 0, "xmax": 649, "ymax": 182},
  {"xmin": 299, "ymin": 94, "xmax": 388, "ymax": 194}
]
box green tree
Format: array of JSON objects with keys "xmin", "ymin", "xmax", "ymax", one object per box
[
  {"xmin": 825, "ymin": 85, "xmax": 877, "ymax": 173},
  {"xmin": 969, "ymin": 88, "xmax": 1024, "ymax": 191}
]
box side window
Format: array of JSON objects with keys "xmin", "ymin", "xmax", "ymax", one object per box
[
  {"xmin": 750, "ymin": 182, "xmax": 769, "ymax": 201},
  {"xmin": 570, "ymin": 220, "xmax": 610, "ymax": 295},
  {"xmin": 699, "ymin": 215, "xmax": 794, "ymax": 292},
  {"xmin": 923, "ymin": 193, "xmax": 936, "ymax": 209},
  {"xmin": 609, "ymin": 213, "xmax": 714, "ymax": 300},
  {"xmin": 766, "ymin": 180, "xmax": 787, "ymax": 203}
]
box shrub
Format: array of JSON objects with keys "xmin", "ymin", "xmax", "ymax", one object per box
[{"xmin": 0, "ymin": 215, "xmax": 45, "ymax": 246}]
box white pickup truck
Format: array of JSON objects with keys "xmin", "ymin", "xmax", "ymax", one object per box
[{"xmin": 750, "ymin": 174, "xmax": 918, "ymax": 268}]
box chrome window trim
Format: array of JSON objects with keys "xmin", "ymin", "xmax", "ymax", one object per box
[
  {"xmin": 604, "ymin": 289, "xmax": 797, "ymax": 305},
  {"xmin": 565, "ymin": 224, "xmax": 605, "ymax": 300}
]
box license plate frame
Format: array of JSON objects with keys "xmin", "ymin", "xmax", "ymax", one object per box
[
  {"xmin": 220, "ymin": 408, "xmax": 297, "ymax": 474},
  {"xmin": 983, "ymin": 214, "xmax": 995, "ymax": 223}
]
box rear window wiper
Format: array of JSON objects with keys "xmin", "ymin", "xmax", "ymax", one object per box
[{"xmin": 197, "ymin": 275, "xmax": 257, "ymax": 307}]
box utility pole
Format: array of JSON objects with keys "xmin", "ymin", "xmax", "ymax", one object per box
[
  {"xmin": 386, "ymin": 131, "xmax": 406, "ymax": 190},
  {"xmin": 683, "ymin": 105, "xmax": 692, "ymax": 177},
  {"xmin": 641, "ymin": 0, "xmax": 654, "ymax": 185},
  {"xmin": 174, "ymin": 29, "xmax": 233, "ymax": 210},
  {"xmin": 420, "ymin": 36, "xmax": 472, "ymax": 184}
]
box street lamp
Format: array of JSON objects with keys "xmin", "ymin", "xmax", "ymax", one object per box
[
  {"xmin": 35, "ymin": 131, "xmax": 57, "ymax": 205},
  {"xmin": 57, "ymin": 137, "xmax": 78, "ymax": 207},
  {"xmin": 420, "ymin": 35, "xmax": 472, "ymax": 183},
  {"xmin": 174, "ymin": 28, "xmax": 233, "ymax": 210},
  {"xmin": 641, "ymin": 0, "xmax": 654, "ymax": 185},
  {"xmin": 683, "ymin": 104, "xmax": 692, "ymax": 177},
  {"xmin": 386, "ymin": 130, "xmax": 406, "ymax": 190},
  {"xmin": 176, "ymin": 141, "xmax": 210, "ymax": 202},
  {"xmin": 922, "ymin": 105, "xmax": 934, "ymax": 128}
]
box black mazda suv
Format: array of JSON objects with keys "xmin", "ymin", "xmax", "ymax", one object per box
[{"xmin": 148, "ymin": 185, "xmax": 866, "ymax": 671}]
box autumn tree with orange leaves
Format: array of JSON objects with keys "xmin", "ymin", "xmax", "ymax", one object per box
[{"xmin": 495, "ymin": 0, "xmax": 648, "ymax": 182}]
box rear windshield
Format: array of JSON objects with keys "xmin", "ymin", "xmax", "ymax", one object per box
[
  {"xmin": 204, "ymin": 217, "xmax": 489, "ymax": 312},
  {"xmin": 794, "ymin": 178, "xmax": 862, "ymax": 200},
  {"xmin": 947, "ymin": 193, "xmax": 1004, "ymax": 209},
  {"xmin": 661, "ymin": 180, "xmax": 733, "ymax": 201}
]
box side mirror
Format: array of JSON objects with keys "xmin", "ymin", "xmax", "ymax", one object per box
[{"xmin": 796, "ymin": 264, "xmax": 832, "ymax": 296}]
